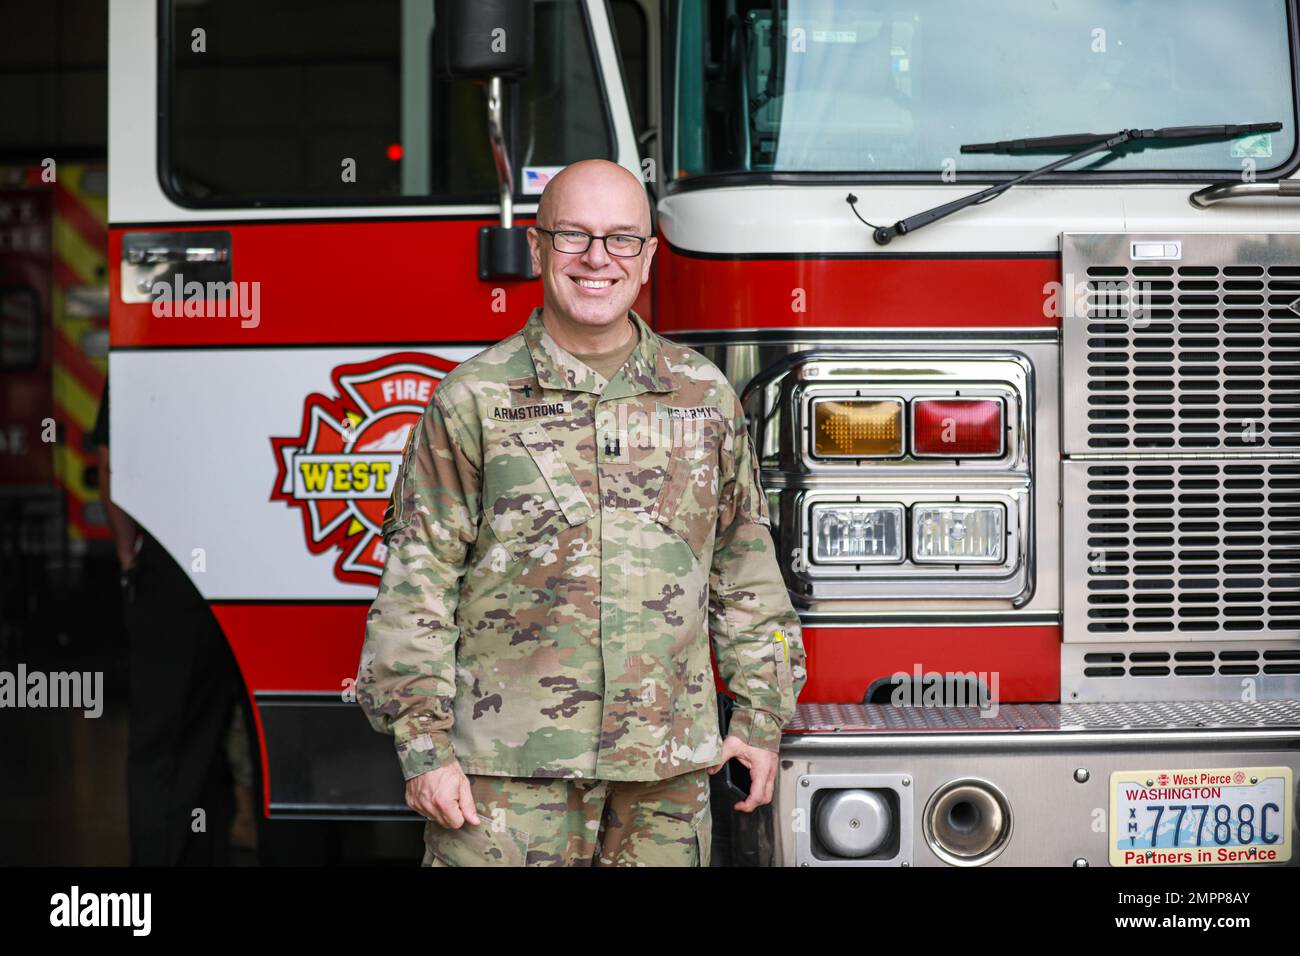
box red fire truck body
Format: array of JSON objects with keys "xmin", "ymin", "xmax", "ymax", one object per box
[{"xmin": 102, "ymin": 0, "xmax": 1300, "ymax": 865}]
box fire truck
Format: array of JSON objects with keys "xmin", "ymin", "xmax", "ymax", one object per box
[
  {"xmin": 100, "ymin": 0, "xmax": 1300, "ymax": 865},
  {"xmin": 0, "ymin": 157, "xmax": 111, "ymax": 641}
]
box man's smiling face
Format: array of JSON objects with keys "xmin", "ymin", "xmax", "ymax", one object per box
[{"xmin": 528, "ymin": 160, "xmax": 657, "ymax": 334}]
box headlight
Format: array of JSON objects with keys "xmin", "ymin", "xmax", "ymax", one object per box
[
  {"xmin": 810, "ymin": 503, "xmax": 905, "ymax": 564},
  {"xmin": 911, "ymin": 504, "xmax": 1005, "ymax": 564}
]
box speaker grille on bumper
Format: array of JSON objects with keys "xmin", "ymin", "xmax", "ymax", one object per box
[{"xmin": 1077, "ymin": 459, "xmax": 1300, "ymax": 637}]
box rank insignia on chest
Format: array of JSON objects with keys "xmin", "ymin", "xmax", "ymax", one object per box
[{"xmin": 597, "ymin": 427, "xmax": 630, "ymax": 464}]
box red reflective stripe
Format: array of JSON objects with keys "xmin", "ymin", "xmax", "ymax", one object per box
[
  {"xmin": 53, "ymin": 330, "xmax": 105, "ymax": 399},
  {"xmin": 656, "ymin": 246, "xmax": 1060, "ymax": 331},
  {"xmin": 53, "ymin": 256, "xmax": 80, "ymax": 289},
  {"xmin": 213, "ymin": 602, "xmax": 369, "ymax": 693},
  {"xmin": 795, "ymin": 625, "xmax": 1059, "ymax": 704},
  {"xmin": 109, "ymin": 219, "xmax": 547, "ymax": 347},
  {"xmin": 56, "ymin": 413, "xmax": 95, "ymax": 467}
]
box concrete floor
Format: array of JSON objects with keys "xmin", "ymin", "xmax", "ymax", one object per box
[{"xmin": 1, "ymin": 552, "xmax": 134, "ymax": 865}]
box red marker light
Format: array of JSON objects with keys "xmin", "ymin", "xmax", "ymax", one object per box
[
  {"xmin": 386, "ymin": 143, "xmax": 404, "ymax": 161},
  {"xmin": 912, "ymin": 399, "xmax": 1004, "ymax": 457}
]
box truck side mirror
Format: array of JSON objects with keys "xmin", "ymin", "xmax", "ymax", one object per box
[
  {"xmin": 435, "ymin": 0, "xmax": 539, "ymax": 281},
  {"xmin": 434, "ymin": 0, "xmax": 534, "ymax": 81}
]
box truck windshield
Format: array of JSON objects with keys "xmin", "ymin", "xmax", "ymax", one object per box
[{"xmin": 672, "ymin": 0, "xmax": 1297, "ymax": 178}]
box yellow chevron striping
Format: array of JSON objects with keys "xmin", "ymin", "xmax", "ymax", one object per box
[
  {"xmin": 66, "ymin": 167, "xmax": 108, "ymax": 220},
  {"xmin": 56, "ymin": 442, "xmax": 95, "ymax": 497},
  {"xmin": 52, "ymin": 364, "xmax": 98, "ymax": 431},
  {"xmin": 52, "ymin": 216, "xmax": 103, "ymax": 286}
]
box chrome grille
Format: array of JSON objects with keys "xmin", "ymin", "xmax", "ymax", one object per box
[
  {"xmin": 1065, "ymin": 459, "xmax": 1300, "ymax": 639},
  {"xmin": 1062, "ymin": 233, "xmax": 1300, "ymax": 454},
  {"xmin": 1078, "ymin": 646, "xmax": 1300, "ymax": 678}
]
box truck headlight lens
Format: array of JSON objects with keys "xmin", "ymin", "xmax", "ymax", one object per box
[
  {"xmin": 812, "ymin": 399, "xmax": 904, "ymax": 458},
  {"xmin": 911, "ymin": 504, "xmax": 1005, "ymax": 564},
  {"xmin": 810, "ymin": 503, "xmax": 905, "ymax": 564}
]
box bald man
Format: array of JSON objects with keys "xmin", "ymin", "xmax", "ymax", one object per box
[{"xmin": 357, "ymin": 159, "xmax": 806, "ymax": 867}]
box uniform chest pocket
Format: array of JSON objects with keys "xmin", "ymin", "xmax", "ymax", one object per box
[
  {"xmin": 650, "ymin": 419, "xmax": 726, "ymax": 562},
  {"xmin": 483, "ymin": 423, "xmax": 592, "ymax": 561}
]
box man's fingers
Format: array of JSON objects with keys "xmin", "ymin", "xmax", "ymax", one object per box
[
  {"xmin": 709, "ymin": 736, "xmax": 741, "ymax": 774},
  {"xmin": 435, "ymin": 784, "xmax": 466, "ymax": 829},
  {"xmin": 732, "ymin": 748, "xmax": 778, "ymax": 812},
  {"xmin": 410, "ymin": 788, "xmax": 442, "ymax": 825},
  {"xmin": 735, "ymin": 767, "xmax": 762, "ymax": 812},
  {"xmin": 755, "ymin": 759, "xmax": 776, "ymax": 806},
  {"xmin": 458, "ymin": 774, "xmax": 480, "ymax": 825}
]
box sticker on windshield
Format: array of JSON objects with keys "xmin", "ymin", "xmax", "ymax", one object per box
[
  {"xmin": 523, "ymin": 166, "xmax": 565, "ymax": 195},
  {"xmin": 1231, "ymin": 134, "xmax": 1273, "ymax": 159},
  {"xmin": 811, "ymin": 30, "xmax": 857, "ymax": 43}
]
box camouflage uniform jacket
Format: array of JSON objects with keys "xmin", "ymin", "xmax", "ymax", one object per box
[{"xmin": 357, "ymin": 307, "xmax": 807, "ymax": 781}]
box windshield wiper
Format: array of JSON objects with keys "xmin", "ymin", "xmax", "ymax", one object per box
[{"xmin": 849, "ymin": 122, "xmax": 1282, "ymax": 246}]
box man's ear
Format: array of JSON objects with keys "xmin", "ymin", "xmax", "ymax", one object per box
[
  {"xmin": 640, "ymin": 236, "xmax": 659, "ymax": 283},
  {"xmin": 527, "ymin": 226, "xmax": 543, "ymax": 276}
]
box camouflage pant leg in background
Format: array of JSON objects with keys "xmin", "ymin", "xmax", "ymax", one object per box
[{"xmin": 420, "ymin": 769, "xmax": 711, "ymax": 867}]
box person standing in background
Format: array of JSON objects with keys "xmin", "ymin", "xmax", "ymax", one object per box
[{"xmin": 93, "ymin": 381, "xmax": 243, "ymax": 865}]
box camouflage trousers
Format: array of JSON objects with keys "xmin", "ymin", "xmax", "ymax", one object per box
[{"xmin": 420, "ymin": 769, "xmax": 712, "ymax": 867}]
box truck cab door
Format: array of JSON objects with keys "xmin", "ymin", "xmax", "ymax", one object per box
[{"xmin": 107, "ymin": 0, "xmax": 641, "ymax": 816}]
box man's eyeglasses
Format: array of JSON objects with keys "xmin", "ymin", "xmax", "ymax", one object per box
[{"xmin": 533, "ymin": 227, "xmax": 648, "ymax": 257}]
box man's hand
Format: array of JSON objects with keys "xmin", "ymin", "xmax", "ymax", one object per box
[
  {"xmin": 707, "ymin": 733, "xmax": 777, "ymax": 812},
  {"xmin": 405, "ymin": 762, "xmax": 481, "ymax": 829}
]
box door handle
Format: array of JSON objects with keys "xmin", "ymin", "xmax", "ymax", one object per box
[
  {"xmin": 125, "ymin": 245, "xmax": 229, "ymax": 266},
  {"xmin": 120, "ymin": 231, "xmax": 232, "ymax": 304}
]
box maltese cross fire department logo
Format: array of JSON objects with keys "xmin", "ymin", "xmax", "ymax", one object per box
[{"xmin": 271, "ymin": 352, "xmax": 459, "ymax": 585}]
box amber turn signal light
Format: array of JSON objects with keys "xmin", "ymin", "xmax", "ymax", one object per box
[{"xmin": 813, "ymin": 399, "xmax": 904, "ymax": 458}]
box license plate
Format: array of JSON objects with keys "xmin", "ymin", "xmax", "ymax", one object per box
[{"xmin": 1109, "ymin": 766, "xmax": 1293, "ymax": 866}]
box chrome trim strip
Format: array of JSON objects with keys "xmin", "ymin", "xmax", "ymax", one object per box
[
  {"xmin": 781, "ymin": 729, "xmax": 1300, "ymax": 752},
  {"xmin": 664, "ymin": 328, "xmax": 1061, "ymax": 344},
  {"xmin": 797, "ymin": 611, "xmax": 1061, "ymax": 627}
]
